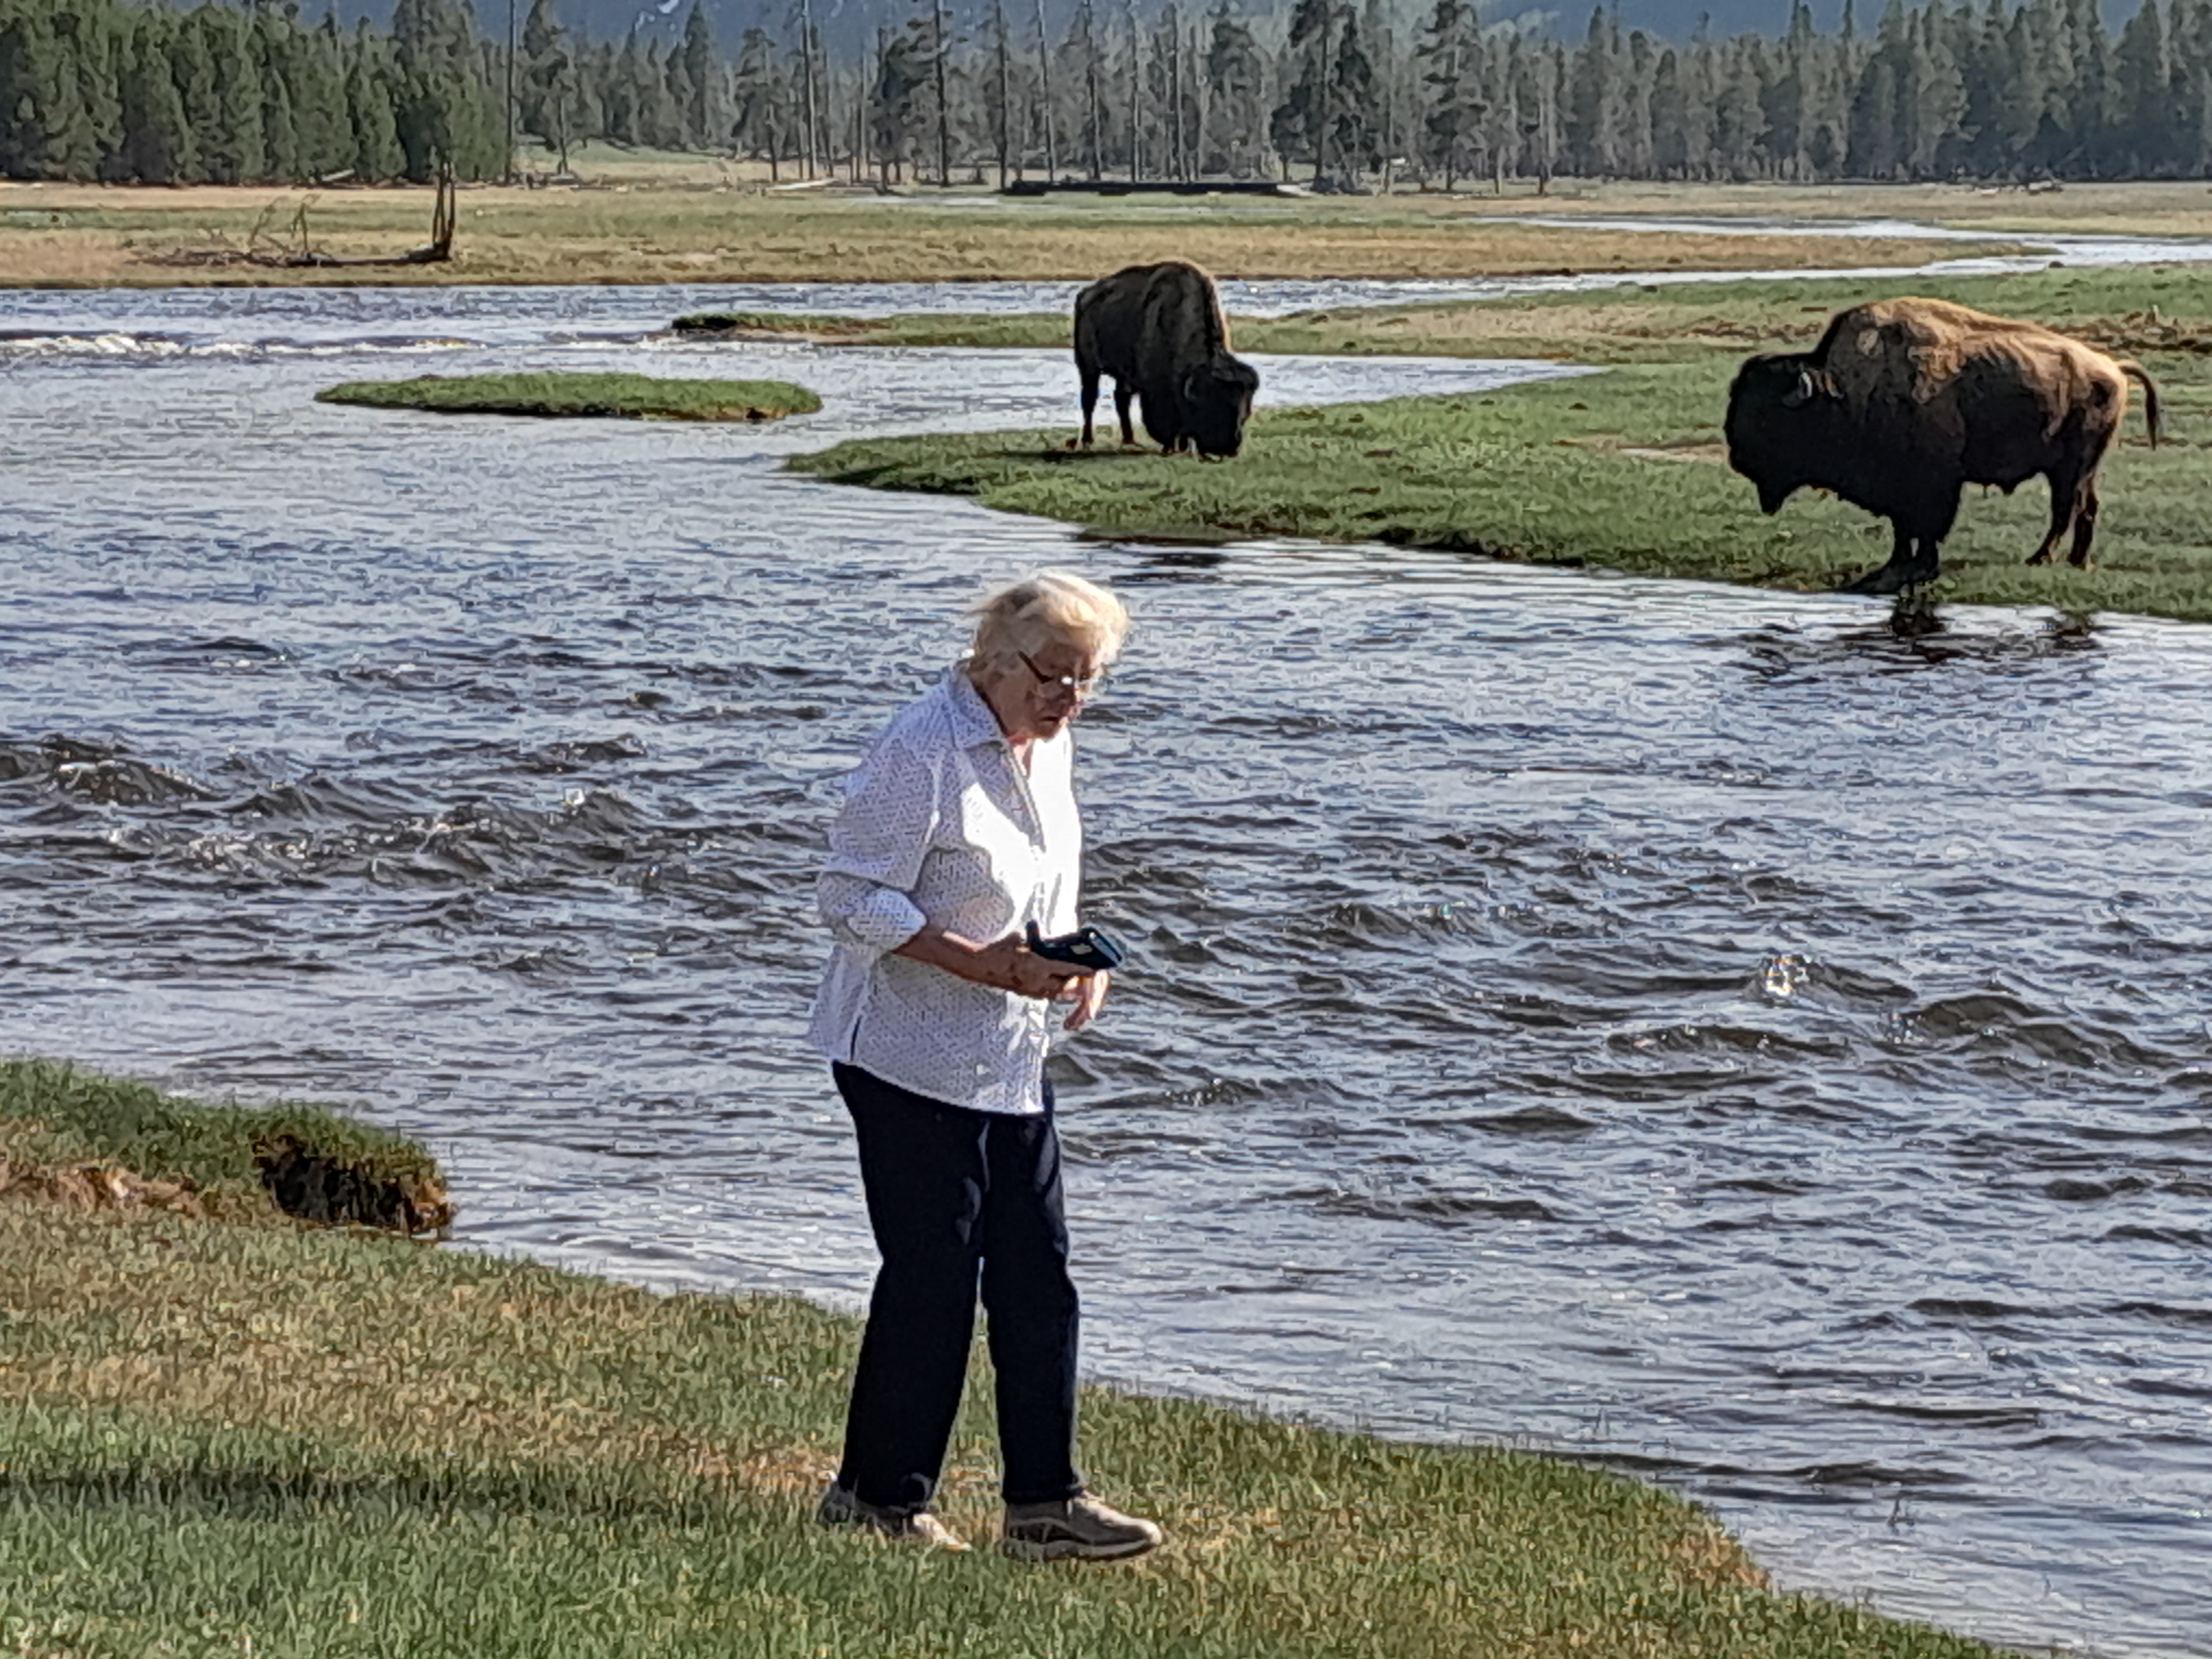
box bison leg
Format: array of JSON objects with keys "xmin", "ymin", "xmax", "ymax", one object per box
[
  {"xmin": 1902, "ymin": 536, "xmax": 1943, "ymax": 587},
  {"xmin": 1844, "ymin": 526, "xmax": 1921, "ymax": 595},
  {"xmin": 2028, "ymin": 469, "xmax": 2081, "ymax": 565},
  {"xmin": 1077, "ymin": 365, "xmax": 1102, "ymax": 447},
  {"xmin": 2067, "ymin": 480, "xmax": 2101, "ymax": 569},
  {"xmin": 1114, "ymin": 383, "xmax": 1138, "ymax": 446}
]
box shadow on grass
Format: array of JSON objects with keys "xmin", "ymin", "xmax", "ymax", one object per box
[{"xmin": 0, "ymin": 1457, "xmax": 754, "ymax": 1530}]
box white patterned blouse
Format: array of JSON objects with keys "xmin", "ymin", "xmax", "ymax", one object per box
[{"xmin": 807, "ymin": 666, "xmax": 1084, "ymax": 1115}]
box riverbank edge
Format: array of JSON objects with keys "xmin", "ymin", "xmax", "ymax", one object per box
[
  {"xmin": 317, "ymin": 371, "xmax": 821, "ymax": 422},
  {"xmin": 0, "ymin": 1058, "xmax": 2015, "ymax": 1657},
  {"xmin": 776, "ymin": 267, "xmax": 2212, "ymax": 623},
  {"xmin": 676, "ymin": 261, "xmax": 2212, "ymax": 363}
]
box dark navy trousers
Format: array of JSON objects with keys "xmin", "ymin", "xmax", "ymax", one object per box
[{"xmin": 831, "ymin": 1062, "xmax": 1085, "ymax": 1514}]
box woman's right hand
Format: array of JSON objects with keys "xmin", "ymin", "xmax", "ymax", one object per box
[
  {"xmin": 893, "ymin": 927, "xmax": 1089, "ymax": 1001},
  {"xmin": 973, "ymin": 934, "xmax": 1088, "ymax": 1000}
]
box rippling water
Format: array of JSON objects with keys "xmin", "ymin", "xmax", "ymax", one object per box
[{"xmin": 3, "ymin": 281, "xmax": 2209, "ymax": 1658}]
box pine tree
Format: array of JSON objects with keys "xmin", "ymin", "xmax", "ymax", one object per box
[
  {"xmin": 1331, "ymin": 10, "xmax": 1375, "ymax": 179},
  {"xmin": 1761, "ymin": 0, "xmax": 1814, "ymax": 178},
  {"xmin": 55, "ymin": 4, "xmax": 127, "ymax": 182},
  {"xmin": 119, "ymin": 8, "xmax": 200, "ymax": 183},
  {"xmin": 1567, "ymin": 5, "xmax": 1622, "ymax": 176},
  {"xmin": 1276, "ymin": 0, "xmax": 1336, "ymax": 181},
  {"xmin": 193, "ymin": 4, "xmax": 267, "ymax": 183},
  {"xmin": 1416, "ymin": 0, "xmax": 1477, "ymax": 187},
  {"xmin": 1712, "ymin": 39, "xmax": 1763, "ymax": 178},
  {"xmin": 731, "ymin": 27, "xmax": 779, "ymax": 159},
  {"xmin": 2171, "ymin": 0, "xmax": 2212, "ymax": 171},
  {"xmin": 1202, "ymin": 3, "xmax": 1263, "ymax": 176},
  {"xmin": 0, "ymin": 6, "xmax": 61, "ymax": 179},
  {"xmin": 676, "ymin": 1, "xmax": 716, "ymax": 149},
  {"xmin": 1908, "ymin": 3, "xmax": 1965, "ymax": 176},
  {"xmin": 291, "ymin": 17, "xmax": 356, "ymax": 178},
  {"xmin": 255, "ymin": 15, "xmax": 303, "ymax": 181},
  {"xmin": 346, "ymin": 22, "xmax": 405, "ymax": 181},
  {"xmin": 522, "ymin": 0, "xmax": 593, "ymax": 168},
  {"xmin": 875, "ymin": 20, "xmax": 931, "ymax": 179},
  {"xmin": 1650, "ymin": 43, "xmax": 1688, "ymax": 175},
  {"xmin": 1477, "ymin": 32, "xmax": 1518, "ymax": 190},
  {"xmin": 1621, "ymin": 27, "xmax": 1654, "ymax": 175},
  {"xmin": 2117, "ymin": 0, "xmax": 2176, "ymax": 171}
]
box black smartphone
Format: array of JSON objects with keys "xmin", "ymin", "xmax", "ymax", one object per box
[{"xmin": 1024, "ymin": 920, "xmax": 1127, "ymax": 972}]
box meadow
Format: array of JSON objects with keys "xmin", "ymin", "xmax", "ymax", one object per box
[
  {"xmin": 0, "ymin": 162, "xmax": 2040, "ymax": 288},
  {"xmin": 0, "ymin": 1060, "xmax": 2016, "ymax": 1659},
  {"xmin": 783, "ymin": 265, "xmax": 2212, "ymax": 620}
]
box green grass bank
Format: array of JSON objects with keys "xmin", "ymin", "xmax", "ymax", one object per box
[
  {"xmin": 779, "ymin": 267, "xmax": 2212, "ymax": 620},
  {"xmin": 0, "ymin": 1058, "xmax": 448, "ymax": 1233},
  {"xmin": 0, "ymin": 1063, "xmax": 2015, "ymax": 1658},
  {"xmin": 318, "ymin": 371, "xmax": 820, "ymax": 422}
]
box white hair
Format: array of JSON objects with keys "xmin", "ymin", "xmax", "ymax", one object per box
[{"xmin": 967, "ymin": 570, "xmax": 1129, "ymax": 670}]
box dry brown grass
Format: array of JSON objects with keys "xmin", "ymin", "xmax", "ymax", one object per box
[
  {"xmin": 1461, "ymin": 177, "xmax": 2212, "ymax": 239},
  {"xmin": 0, "ymin": 1151, "xmax": 203, "ymax": 1217},
  {"xmin": 0, "ymin": 179, "xmax": 2031, "ymax": 288}
]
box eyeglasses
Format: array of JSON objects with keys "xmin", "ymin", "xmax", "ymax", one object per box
[{"xmin": 1018, "ymin": 650, "xmax": 1107, "ymax": 698}]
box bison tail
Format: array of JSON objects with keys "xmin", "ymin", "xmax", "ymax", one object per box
[{"xmin": 2118, "ymin": 359, "xmax": 2164, "ymax": 449}]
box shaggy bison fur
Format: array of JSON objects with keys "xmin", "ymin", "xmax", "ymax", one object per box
[
  {"xmin": 1725, "ymin": 297, "xmax": 2162, "ymax": 594},
  {"xmin": 1073, "ymin": 260, "xmax": 1259, "ymax": 458}
]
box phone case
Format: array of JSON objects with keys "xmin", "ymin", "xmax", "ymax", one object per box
[{"xmin": 1024, "ymin": 921, "xmax": 1127, "ymax": 970}]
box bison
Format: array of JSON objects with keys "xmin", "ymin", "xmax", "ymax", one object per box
[
  {"xmin": 1072, "ymin": 260, "xmax": 1259, "ymax": 459},
  {"xmin": 1725, "ymin": 297, "xmax": 2162, "ymax": 594}
]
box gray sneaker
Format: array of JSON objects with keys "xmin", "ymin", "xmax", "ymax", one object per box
[
  {"xmin": 1001, "ymin": 1495, "xmax": 1164, "ymax": 1561},
  {"xmin": 816, "ymin": 1482, "xmax": 969, "ymax": 1552}
]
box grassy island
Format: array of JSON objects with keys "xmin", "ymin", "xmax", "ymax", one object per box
[
  {"xmin": 318, "ymin": 371, "xmax": 821, "ymax": 423},
  {"xmin": 0, "ymin": 1060, "xmax": 2012, "ymax": 1657},
  {"xmin": 786, "ymin": 266, "xmax": 2212, "ymax": 621}
]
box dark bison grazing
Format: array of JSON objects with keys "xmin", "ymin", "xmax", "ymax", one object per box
[
  {"xmin": 1072, "ymin": 260, "xmax": 1259, "ymax": 458},
  {"xmin": 1725, "ymin": 297, "xmax": 2162, "ymax": 594}
]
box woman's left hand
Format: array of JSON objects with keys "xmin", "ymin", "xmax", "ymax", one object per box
[{"xmin": 1060, "ymin": 969, "xmax": 1111, "ymax": 1032}]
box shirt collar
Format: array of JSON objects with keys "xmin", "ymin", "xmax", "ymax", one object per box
[{"xmin": 942, "ymin": 664, "xmax": 1010, "ymax": 750}]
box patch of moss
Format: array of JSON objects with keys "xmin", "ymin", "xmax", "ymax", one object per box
[{"xmin": 318, "ymin": 371, "xmax": 820, "ymax": 423}]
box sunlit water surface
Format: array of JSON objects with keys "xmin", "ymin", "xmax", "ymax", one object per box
[{"xmin": 2, "ymin": 279, "xmax": 2209, "ymax": 1658}]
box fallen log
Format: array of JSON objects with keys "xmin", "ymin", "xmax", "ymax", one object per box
[{"xmin": 143, "ymin": 166, "xmax": 457, "ymax": 271}]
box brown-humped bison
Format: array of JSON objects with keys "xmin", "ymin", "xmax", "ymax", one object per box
[
  {"xmin": 1073, "ymin": 260, "xmax": 1259, "ymax": 458},
  {"xmin": 1725, "ymin": 297, "xmax": 2162, "ymax": 594}
]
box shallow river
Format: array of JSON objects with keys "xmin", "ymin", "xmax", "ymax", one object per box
[{"xmin": 3, "ymin": 276, "xmax": 2209, "ymax": 1658}]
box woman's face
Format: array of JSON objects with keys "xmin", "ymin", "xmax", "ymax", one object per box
[{"xmin": 976, "ymin": 635, "xmax": 1108, "ymax": 743}]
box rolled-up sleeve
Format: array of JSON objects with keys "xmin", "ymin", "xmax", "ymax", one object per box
[{"xmin": 818, "ymin": 729, "xmax": 941, "ymax": 956}]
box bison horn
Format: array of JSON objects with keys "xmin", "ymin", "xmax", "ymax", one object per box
[{"xmin": 1782, "ymin": 369, "xmax": 1818, "ymax": 409}]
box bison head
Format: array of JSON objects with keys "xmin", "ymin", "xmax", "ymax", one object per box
[
  {"xmin": 1178, "ymin": 355, "xmax": 1260, "ymax": 458},
  {"xmin": 1725, "ymin": 352, "xmax": 1837, "ymax": 515}
]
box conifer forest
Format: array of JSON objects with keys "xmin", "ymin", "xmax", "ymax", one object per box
[{"xmin": 2, "ymin": 0, "xmax": 2210, "ymax": 190}]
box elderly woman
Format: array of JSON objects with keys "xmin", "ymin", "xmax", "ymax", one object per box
[{"xmin": 807, "ymin": 570, "xmax": 1162, "ymax": 1561}]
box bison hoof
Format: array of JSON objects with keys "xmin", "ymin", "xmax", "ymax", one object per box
[
  {"xmin": 1844, "ymin": 564, "xmax": 1911, "ymax": 596},
  {"xmin": 2026, "ymin": 549, "xmax": 2054, "ymax": 565}
]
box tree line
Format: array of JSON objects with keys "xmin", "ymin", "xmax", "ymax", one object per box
[{"xmin": 3, "ymin": 0, "xmax": 2210, "ymax": 188}]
